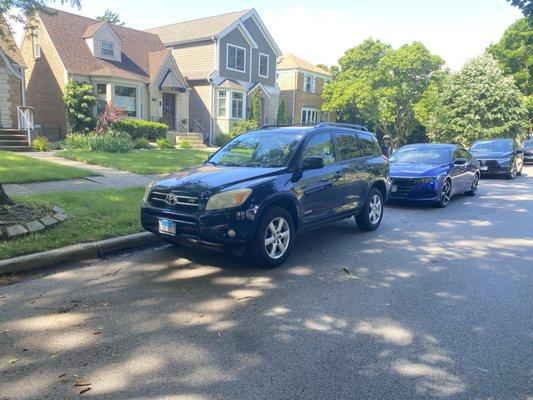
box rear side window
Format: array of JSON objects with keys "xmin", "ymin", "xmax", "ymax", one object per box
[
  {"xmin": 358, "ymin": 133, "xmax": 381, "ymax": 157},
  {"xmin": 335, "ymin": 132, "xmax": 363, "ymax": 161},
  {"xmin": 303, "ymin": 132, "xmax": 337, "ymax": 166}
]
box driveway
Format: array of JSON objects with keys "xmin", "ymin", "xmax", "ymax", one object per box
[{"xmin": 1, "ymin": 167, "xmax": 532, "ymax": 400}]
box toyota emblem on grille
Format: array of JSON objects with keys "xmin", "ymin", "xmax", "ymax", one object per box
[{"xmin": 165, "ymin": 193, "xmax": 179, "ymax": 206}]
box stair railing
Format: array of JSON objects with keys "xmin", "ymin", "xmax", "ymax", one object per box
[{"xmin": 17, "ymin": 106, "xmax": 35, "ymax": 146}]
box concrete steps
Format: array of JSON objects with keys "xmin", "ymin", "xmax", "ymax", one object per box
[
  {"xmin": 0, "ymin": 129, "xmax": 31, "ymax": 152},
  {"xmin": 168, "ymin": 132, "xmax": 207, "ymax": 149}
]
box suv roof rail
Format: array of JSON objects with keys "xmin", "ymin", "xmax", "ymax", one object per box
[
  {"xmin": 315, "ymin": 122, "xmax": 368, "ymax": 131},
  {"xmin": 258, "ymin": 122, "xmax": 317, "ymax": 130}
]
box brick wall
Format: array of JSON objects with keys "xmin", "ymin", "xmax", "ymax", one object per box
[
  {"xmin": 0, "ymin": 56, "xmax": 23, "ymax": 129},
  {"xmin": 21, "ymin": 19, "xmax": 68, "ymax": 136}
]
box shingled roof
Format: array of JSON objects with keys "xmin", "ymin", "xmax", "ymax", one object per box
[
  {"xmin": 0, "ymin": 16, "xmax": 26, "ymax": 67},
  {"xmin": 39, "ymin": 9, "xmax": 167, "ymax": 82},
  {"xmin": 146, "ymin": 9, "xmax": 251, "ymax": 45},
  {"xmin": 277, "ymin": 53, "xmax": 330, "ymax": 76}
]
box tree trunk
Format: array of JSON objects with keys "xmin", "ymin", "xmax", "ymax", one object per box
[{"xmin": 0, "ymin": 185, "xmax": 14, "ymax": 206}]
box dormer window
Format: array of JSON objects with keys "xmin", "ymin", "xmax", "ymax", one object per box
[
  {"xmin": 100, "ymin": 40, "xmax": 115, "ymax": 57},
  {"xmin": 32, "ymin": 29, "xmax": 41, "ymax": 59}
]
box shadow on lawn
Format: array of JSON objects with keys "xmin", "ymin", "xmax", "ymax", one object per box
[{"xmin": 0, "ymin": 172, "xmax": 531, "ymax": 399}]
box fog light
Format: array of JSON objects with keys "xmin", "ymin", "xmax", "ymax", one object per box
[{"xmin": 227, "ymin": 229, "xmax": 236, "ymax": 238}]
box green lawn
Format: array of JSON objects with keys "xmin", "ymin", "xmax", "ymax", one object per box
[
  {"xmin": 0, "ymin": 188, "xmax": 144, "ymax": 260},
  {"xmin": 0, "ymin": 151, "xmax": 97, "ymax": 184},
  {"xmin": 57, "ymin": 149, "xmax": 211, "ymax": 175}
]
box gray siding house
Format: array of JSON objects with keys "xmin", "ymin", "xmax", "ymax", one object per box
[{"xmin": 147, "ymin": 9, "xmax": 282, "ymax": 144}]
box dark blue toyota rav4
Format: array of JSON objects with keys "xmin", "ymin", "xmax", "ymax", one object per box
[{"xmin": 141, "ymin": 123, "xmax": 389, "ymax": 268}]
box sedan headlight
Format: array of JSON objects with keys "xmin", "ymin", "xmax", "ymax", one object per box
[
  {"xmin": 142, "ymin": 181, "xmax": 157, "ymax": 203},
  {"xmin": 206, "ymin": 188, "xmax": 252, "ymax": 211},
  {"xmin": 415, "ymin": 177, "xmax": 438, "ymax": 184},
  {"xmin": 497, "ymin": 157, "xmax": 512, "ymax": 164}
]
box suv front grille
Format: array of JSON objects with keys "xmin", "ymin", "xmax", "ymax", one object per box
[{"xmin": 149, "ymin": 191, "xmax": 200, "ymax": 212}]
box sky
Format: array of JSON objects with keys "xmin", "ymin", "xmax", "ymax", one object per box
[{"xmin": 12, "ymin": 0, "xmax": 523, "ymax": 70}]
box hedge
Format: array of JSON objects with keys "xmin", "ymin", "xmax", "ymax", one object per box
[{"xmin": 112, "ymin": 119, "xmax": 168, "ymax": 141}]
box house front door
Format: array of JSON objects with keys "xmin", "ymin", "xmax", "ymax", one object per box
[{"xmin": 162, "ymin": 93, "xmax": 176, "ymax": 131}]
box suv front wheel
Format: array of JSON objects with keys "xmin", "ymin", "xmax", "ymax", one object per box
[
  {"xmin": 355, "ymin": 188, "xmax": 384, "ymax": 231},
  {"xmin": 249, "ymin": 206, "xmax": 295, "ymax": 268}
]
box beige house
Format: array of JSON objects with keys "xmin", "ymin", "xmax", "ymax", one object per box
[
  {"xmin": 21, "ymin": 9, "xmax": 189, "ymax": 139},
  {"xmin": 147, "ymin": 9, "xmax": 282, "ymax": 144},
  {"xmin": 277, "ymin": 53, "xmax": 335, "ymax": 124}
]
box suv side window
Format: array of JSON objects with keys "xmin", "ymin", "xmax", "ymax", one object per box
[
  {"xmin": 358, "ymin": 133, "xmax": 381, "ymax": 157},
  {"xmin": 303, "ymin": 132, "xmax": 337, "ymax": 166},
  {"xmin": 335, "ymin": 132, "xmax": 363, "ymax": 161}
]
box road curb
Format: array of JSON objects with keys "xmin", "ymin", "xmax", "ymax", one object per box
[{"xmin": 0, "ymin": 232, "xmax": 163, "ymax": 275}]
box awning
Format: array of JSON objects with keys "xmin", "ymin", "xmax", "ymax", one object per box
[{"xmin": 159, "ymin": 70, "xmax": 187, "ymax": 92}]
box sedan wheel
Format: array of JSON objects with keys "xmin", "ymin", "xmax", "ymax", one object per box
[
  {"xmin": 437, "ymin": 179, "xmax": 451, "ymax": 208},
  {"xmin": 508, "ymin": 164, "xmax": 517, "ymax": 179},
  {"xmin": 466, "ymin": 174, "xmax": 479, "ymax": 196}
]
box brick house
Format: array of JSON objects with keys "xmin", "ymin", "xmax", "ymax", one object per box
[
  {"xmin": 0, "ymin": 17, "xmax": 26, "ymax": 130},
  {"xmin": 21, "ymin": 9, "xmax": 189, "ymax": 140},
  {"xmin": 147, "ymin": 9, "xmax": 282, "ymax": 145},
  {"xmin": 277, "ymin": 53, "xmax": 335, "ymax": 124}
]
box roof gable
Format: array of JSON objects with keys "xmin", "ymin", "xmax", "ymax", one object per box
[
  {"xmin": 277, "ymin": 53, "xmax": 330, "ymax": 76},
  {"xmin": 0, "ymin": 16, "xmax": 26, "ymax": 67}
]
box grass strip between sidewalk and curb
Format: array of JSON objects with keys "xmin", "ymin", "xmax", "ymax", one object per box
[
  {"xmin": 57, "ymin": 149, "xmax": 212, "ymax": 175},
  {"xmin": 0, "ymin": 150, "xmax": 98, "ymax": 184},
  {"xmin": 0, "ymin": 187, "xmax": 146, "ymax": 260}
]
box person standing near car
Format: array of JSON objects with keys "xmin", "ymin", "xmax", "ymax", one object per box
[{"xmin": 381, "ymin": 135, "xmax": 393, "ymax": 158}]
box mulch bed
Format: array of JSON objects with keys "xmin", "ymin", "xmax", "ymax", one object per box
[{"xmin": 0, "ymin": 203, "xmax": 53, "ymax": 228}]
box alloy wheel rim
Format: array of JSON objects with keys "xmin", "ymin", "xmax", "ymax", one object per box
[
  {"xmin": 368, "ymin": 194, "xmax": 382, "ymax": 225},
  {"xmin": 264, "ymin": 217, "xmax": 290, "ymax": 259},
  {"xmin": 441, "ymin": 181, "xmax": 451, "ymax": 205}
]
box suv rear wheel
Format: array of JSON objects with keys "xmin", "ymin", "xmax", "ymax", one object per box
[
  {"xmin": 355, "ymin": 188, "xmax": 384, "ymax": 231},
  {"xmin": 249, "ymin": 206, "xmax": 295, "ymax": 268}
]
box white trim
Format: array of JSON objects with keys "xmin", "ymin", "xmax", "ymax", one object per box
[
  {"xmin": 0, "ymin": 49, "xmax": 23, "ymax": 80},
  {"xmin": 303, "ymin": 73, "xmax": 316, "ymax": 93},
  {"xmin": 247, "ymin": 12, "xmax": 282, "ymax": 57},
  {"xmin": 226, "ymin": 43, "xmax": 246, "ymax": 73},
  {"xmin": 219, "ymin": 20, "xmax": 258, "ymax": 50},
  {"xmin": 100, "ymin": 40, "xmax": 115, "ymax": 57},
  {"xmin": 248, "ymin": 82, "xmax": 271, "ymax": 99},
  {"xmin": 277, "ymin": 66, "xmax": 331, "ymax": 80},
  {"xmin": 90, "ymin": 22, "xmax": 122, "ymax": 45},
  {"xmin": 258, "ymin": 52, "xmax": 269, "ymax": 78}
]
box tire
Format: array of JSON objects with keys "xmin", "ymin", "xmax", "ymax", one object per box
[
  {"xmin": 248, "ymin": 206, "xmax": 295, "ymax": 268},
  {"xmin": 436, "ymin": 179, "xmax": 452, "ymax": 208},
  {"xmin": 355, "ymin": 188, "xmax": 384, "ymax": 231},
  {"xmin": 507, "ymin": 163, "xmax": 517, "ymax": 179},
  {"xmin": 466, "ymin": 173, "xmax": 479, "ymax": 196},
  {"xmin": 517, "ymin": 165, "xmax": 522, "ymax": 176}
]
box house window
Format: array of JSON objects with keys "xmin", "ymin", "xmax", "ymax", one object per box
[
  {"xmin": 231, "ymin": 92, "xmax": 244, "ymax": 119},
  {"xmin": 301, "ymin": 107, "xmax": 320, "ymax": 124},
  {"xmin": 100, "ymin": 40, "xmax": 115, "ymax": 57},
  {"xmin": 218, "ymin": 91, "xmax": 227, "ymax": 117},
  {"xmin": 114, "ymin": 85, "xmax": 137, "ymax": 117},
  {"xmin": 324, "ymin": 78, "xmax": 331, "ymax": 85},
  {"xmin": 227, "ymin": 44, "xmax": 245, "ymax": 72},
  {"xmin": 32, "ymin": 29, "xmax": 41, "ymax": 59},
  {"xmin": 304, "ymin": 74, "xmax": 316, "ymax": 93},
  {"xmin": 259, "ymin": 53, "xmax": 269, "ymax": 78},
  {"xmin": 96, "ymin": 83, "xmax": 108, "ymax": 115}
]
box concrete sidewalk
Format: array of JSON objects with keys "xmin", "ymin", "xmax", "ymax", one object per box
[{"xmin": 4, "ymin": 151, "xmax": 161, "ymax": 196}]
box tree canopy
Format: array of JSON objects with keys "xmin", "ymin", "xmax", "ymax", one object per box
[
  {"xmin": 322, "ymin": 39, "xmax": 443, "ymax": 144},
  {"xmin": 506, "ymin": 0, "xmax": 532, "ymax": 20},
  {"xmin": 96, "ymin": 9, "xmax": 124, "ymax": 25},
  {"xmin": 418, "ymin": 54, "xmax": 526, "ymax": 146}
]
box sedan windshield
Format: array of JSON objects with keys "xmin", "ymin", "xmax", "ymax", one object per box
[
  {"xmin": 523, "ymin": 141, "xmax": 533, "ymax": 149},
  {"xmin": 208, "ymin": 131, "xmax": 304, "ymax": 168},
  {"xmin": 389, "ymin": 147, "xmax": 451, "ymax": 164},
  {"xmin": 470, "ymin": 140, "xmax": 512, "ymax": 152}
]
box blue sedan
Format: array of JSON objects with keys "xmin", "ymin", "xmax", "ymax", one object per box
[{"xmin": 388, "ymin": 144, "xmax": 480, "ymax": 207}]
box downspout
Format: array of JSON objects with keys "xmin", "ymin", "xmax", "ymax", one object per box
[
  {"xmin": 20, "ymin": 69, "xmax": 26, "ymax": 106},
  {"xmin": 206, "ymin": 35, "xmax": 218, "ymax": 147}
]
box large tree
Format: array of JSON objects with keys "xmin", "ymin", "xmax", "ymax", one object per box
[
  {"xmin": 322, "ymin": 39, "xmax": 443, "ymax": 144},
  {"xmin": 488, "ymin": 17, "xmax": 532, "ymax": 133},
  {"xmin": 506, "ymin": 0, "xmax": 532, "ymax": 20},
  {"xmin": 419, "ymin": 54, "xmax": 526, "ymax": 146},
  {"xmin": 0, "ymin": 0, "xmax": 80, "ymax": 206}
]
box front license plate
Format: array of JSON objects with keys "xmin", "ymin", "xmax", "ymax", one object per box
[
  {"xmin": 158, "ymin": 219, "xmax": 176, "ymax": 235},
  {"xmin": 391, "ymin": 184, "xmax": 398, "ymax": 193},
  {"xmin": 480, "ymin": 166, "xmax": 488, "ymax": 171}
]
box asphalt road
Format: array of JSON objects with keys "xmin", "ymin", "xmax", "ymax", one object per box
[{"xmin": 1, "ymin": 166, "xmax": 532, "ymax": 400}]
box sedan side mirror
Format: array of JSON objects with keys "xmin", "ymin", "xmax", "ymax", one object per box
[
  {"xmin": 453, "ymin": 157, "xmax": 467, "ymax": 165},
  {"xmin": 302, "ymin": 157, "xmax": 325, "ymax": 170}
]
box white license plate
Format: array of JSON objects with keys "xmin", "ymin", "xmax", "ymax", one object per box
[
  {"xmin": 480, "ymin": 166, "xmax": 488, "ymax": 171},
  {"xmin": 391, "ymin": 184, "xmax": 398, "ymax": 193},
  {"xmin": 158, "ymin": 219, "xmax": 176, "ymax": 235}
]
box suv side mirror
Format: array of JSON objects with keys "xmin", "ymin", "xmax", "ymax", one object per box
[
  {"xmin": 453, "ymin": 157, "xmax": 467, "ymax": 165},
  {"xmin": 302, "ymin": 157, "xmax": 324, "ymax": 170}
]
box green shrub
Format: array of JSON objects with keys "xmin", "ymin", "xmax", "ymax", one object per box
[
  {"xmin": 32, "ymin": 136, "xmax": 53, "ymax": 152},
  {"xmin": 155, "ymin": 138, "xmax": 175, "ymax": 149},
  {"xmin": 215, "ymin": 133, "xmax": 233, "ymax": 147},
  {"xmin": 61, "ymin": 133, "xmax": 91, "ymax": 150},
  {"xmin": 61, "ymin": 131, "xmax": 133, "ymax": 153},
  {"xmin": 63, "ymin": 80, "xmax": 97, "ymax": 133},
  {"xmin": 229, "ymin": 119, "xmax": 259, "ymax": 137},
  {"xmin": 134, "ymin": 138, "xmax": 151, "ymax": 149},
  {"xmin": 112, "ymin": 119, "xmax": 168, "ymax": 141},
  {"xmin": 179, "ymin": 139, "xmax": 192, "ymax": 149}
]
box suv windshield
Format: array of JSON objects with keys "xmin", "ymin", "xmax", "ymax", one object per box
[
  {"xmin": 470, "ymin": 140, "xmax": 512, "ymax": 152},
  {"xmin": 208, "ymin": 131, "xmax": 304, "ymax": 168},
  {"xmin": 389, "ymin": 147, "xmax": 451, "ymax": 164}
]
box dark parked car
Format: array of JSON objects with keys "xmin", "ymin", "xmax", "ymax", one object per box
[
  {"xmin": 388, "ymin": 144, "xmax": 480, "ymax": 208},
  {"xmin": 141, "ymin": 123, "xmax": 389, "ymax": 268},
  {"xmin": 522, "ymin": 140, "xmax": 533, "ymax": 163},
  {"xmin": 470, "ymin": 139, "xmax": 523, "ymax": 179}
]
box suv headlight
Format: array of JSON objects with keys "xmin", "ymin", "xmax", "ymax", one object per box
[
  {"xmin": 142, "ymin": 181, "xmax": 156, "ymax": 203},
  {"xmin": 206, "ymin": 188, "xmax": 252, "ymax": 211},
  {"xmin": 497, "ymin": 157, "xmax": 512, "ymax": 164}
]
